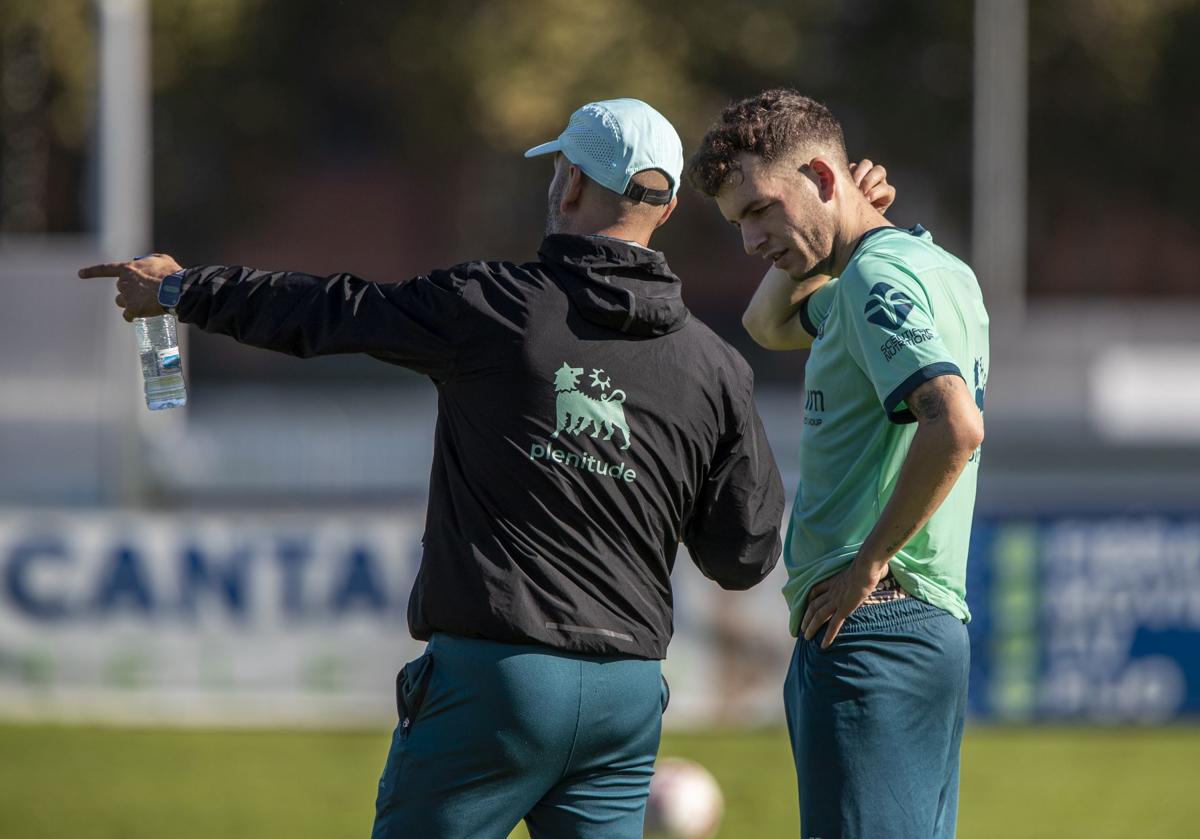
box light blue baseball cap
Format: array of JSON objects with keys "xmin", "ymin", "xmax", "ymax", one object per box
[{"xmin": 524, "ymin": 98, "xmax": 684, "ymax": 205}]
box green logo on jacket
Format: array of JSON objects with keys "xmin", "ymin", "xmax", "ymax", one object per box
[
  {"xmin": 551, "ymin": 362, "xmax": 632, "ymax": 450},
  {"xmin": 527, "ymin": 362, "xmax": 638, "ymax": 483}
]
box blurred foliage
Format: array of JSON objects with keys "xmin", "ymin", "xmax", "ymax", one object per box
[
  {"xmin": 137, "ymin": 1, "xmax": 979, "ymax": 276},
  {"xmin": 1, "ymin": 0, "xmax": 1197, "ymax": 314},
  {"xmin": 0, "ymin": 0, "xmax": 94, "ymax": 147},
  {"xmin": 1027, "ymin": 0, "xmax": 1200, "ymax": 295},
  {"xmin": 0, "ymin": 0, "xmax": 93, "ymax": 231}
]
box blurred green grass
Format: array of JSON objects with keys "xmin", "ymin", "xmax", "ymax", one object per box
[{"xmin": 2, "ymin": 723, "xmax": 1198, "ymax": 838}]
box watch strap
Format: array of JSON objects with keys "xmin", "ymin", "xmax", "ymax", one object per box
[{"xmin": 158, "ymin": 269, "xmax": 186, "ymax": 314}]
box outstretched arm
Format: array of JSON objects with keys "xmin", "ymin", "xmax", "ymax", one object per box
[{"xmin": 80, "ymin": 253, "xmax": 470, "ymax": 378}]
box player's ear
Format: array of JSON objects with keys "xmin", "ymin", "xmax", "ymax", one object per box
[{"xmin": 808, "ymin": 158, "xmax": 838, "ymax": 202}]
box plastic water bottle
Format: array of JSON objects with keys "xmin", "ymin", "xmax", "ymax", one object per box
[{"xmin": 134, "ymin": 314, "xmax": 187, "ymax": 410}]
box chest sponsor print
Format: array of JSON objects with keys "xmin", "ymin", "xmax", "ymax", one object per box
[{"xmin": 804, "ymin": 388, "xmax": 825, "ymax": 426}]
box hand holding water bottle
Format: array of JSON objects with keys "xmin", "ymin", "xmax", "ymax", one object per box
[
  {"xmin": 80, "ymin": 253, "xmax": 189, "ymax": 410},
  {"xmin": 78, "ymin": 252, "xmax": 182, "ymax": 321}
]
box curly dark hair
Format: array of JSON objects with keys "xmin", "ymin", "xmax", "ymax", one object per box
[{"xmin": 687, "ymin": 89, "xmax": 848, "ymax": 197}]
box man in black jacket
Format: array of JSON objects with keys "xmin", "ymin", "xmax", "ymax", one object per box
[{"xmin": 82, "ymin": 99, "xmax": 785, "ymax": 839}]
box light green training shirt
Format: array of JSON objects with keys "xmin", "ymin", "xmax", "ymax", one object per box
[{"xmin": 782, "ymin": 225, "xmax": 990, "ymax": 635}]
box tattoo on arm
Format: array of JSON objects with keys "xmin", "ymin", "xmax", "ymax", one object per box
[
  {"xmin": 885, "ymin": 523, "xmax": 920, "ymax": 556},
  {"xmin": 911, "ymin": 382, "xmax": 947, "ymax": 423}
]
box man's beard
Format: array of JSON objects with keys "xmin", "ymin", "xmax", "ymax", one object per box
[
  {"xmin": 793, "ymin": 251, "xmax": 836, "ymax": 281},
  {"xmin": 790, "ymin": 228, "xmax": 838, "ymax": 280},
  {"xmin": 545, "ymin": 178, "xmax": 567, "ymax": 236}
]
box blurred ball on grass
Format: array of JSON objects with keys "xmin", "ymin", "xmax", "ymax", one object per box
[{"xmin": 644, "ymin": 756, "xmax": 725, "ymax": 839}]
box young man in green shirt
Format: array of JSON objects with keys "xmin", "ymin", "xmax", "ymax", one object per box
[{"xmin": 689, "ymin": 89, "xmax": 989, "ymax": 838}]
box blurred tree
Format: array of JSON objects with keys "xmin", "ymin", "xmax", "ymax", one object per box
[
  {"xmin": 0, "ymin": 0, "xmax": 92, "ymax": 233},
  {"xmin": 1028, "ymin": 0, "xmax": 1200, "ymax": 296},
  {"xmin": 2, "ymin": 0, "xmax": 1196, "ymax": 381}
]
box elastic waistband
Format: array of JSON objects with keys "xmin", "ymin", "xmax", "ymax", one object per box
[
  {"xmin": 428, "ymin": 632, "xmax": 656, "ymax": 666},
  {"xmin": 836, "ymin": 597, "xmax": 956, "ymax": 634}
]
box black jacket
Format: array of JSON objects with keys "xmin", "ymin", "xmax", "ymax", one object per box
[{"xmin": 174, "ymin": 234, "xmax": 784, "ymax": 658}]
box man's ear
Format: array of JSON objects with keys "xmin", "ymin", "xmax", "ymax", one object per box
[
  {"xmin": 808, "ymin": 158, "xmax": 838, "ymax": 202},
  {"xmin": 561, "ymin": 164, "xmax": 586, "ymax": 210},
  {"xmin": 653, "ymin": 195, "xmax": 678, "ymax": 230}
]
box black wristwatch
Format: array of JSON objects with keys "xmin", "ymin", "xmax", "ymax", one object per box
[{"xmin": 158, "ymin": 269, "xmax": 186, "ymax": 314}]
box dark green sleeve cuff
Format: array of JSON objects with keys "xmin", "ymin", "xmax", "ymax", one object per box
[
  {"xmin": 883, "ymin": 362, "xmax": 963, "ymax": 424},
  {"xmin": 797, "ymin": 296, "xmax": 819, "ymax": 338}
]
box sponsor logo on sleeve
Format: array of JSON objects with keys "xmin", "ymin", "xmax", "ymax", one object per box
[
  {"xmin": 863, "ymin": 281, "xmax": 913, "ymax": 330},
  {"xmin": 880, "ymin": 328, "xmax": 936, "ymax": 361}
]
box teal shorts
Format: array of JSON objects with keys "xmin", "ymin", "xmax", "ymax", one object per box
[
  {"xmin": 785, "ymin": 597, "xmax": 969, "ymax": 839},
  {"xmin": 372, "ymin": 633, "xmax": 667, "ymax": 839}
]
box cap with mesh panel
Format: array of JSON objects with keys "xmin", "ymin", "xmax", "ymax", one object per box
[{"xmin": 524, "ymin": 98, "xmax": 683, "ymax": 206}]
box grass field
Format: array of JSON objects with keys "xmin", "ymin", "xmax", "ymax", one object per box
[{"xmin": 2, "ymin": 723, "xmax": 1198, "ymax": 838}]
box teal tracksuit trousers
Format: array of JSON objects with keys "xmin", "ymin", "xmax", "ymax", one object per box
[
  {"xmin": 372, "ymin": 633, "xmax": 666, "ymax": 839},
  {"xmin": 785, "ymin": 597, "xmax": 970, "ymax": 839}
]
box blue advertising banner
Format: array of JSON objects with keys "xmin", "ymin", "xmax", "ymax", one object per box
[
  {"xmin": 0, "ymin": 510, "xmax": 796, "ymax": 727},
  {"xmin": 967, "ymin": 515, "xmax": 1200, "ymax": 722},
  {"xmin": 5, "ymin": 509, "xmax": 1198, "ymax": 726},
  {"xmin": 0, "ymin": 511, "xmax": 426, "ymax": 725}
]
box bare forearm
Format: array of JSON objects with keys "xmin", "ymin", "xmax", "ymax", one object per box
[
  {"xmin": 855, "ymin": 423, "xmax": 975, "ymax": 570},
  {"xmin": 742, "ymin": 268, "xmax": 831, "ymax": 350},
  {"xmin": 800, "ymin": 421, "xmax": 975, "ymax": 646}
]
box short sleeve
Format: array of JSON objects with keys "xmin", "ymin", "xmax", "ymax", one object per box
[
  {"xmin": 798, "ymin": 277, "xmax": 839, "ymax": 338},
  {"xmin": 840, "ymin": 256, "xmax": 963, "ymax": 423}
]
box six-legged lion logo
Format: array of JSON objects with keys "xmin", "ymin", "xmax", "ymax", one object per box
[{"xmin": 551, "ymin": 363, "xmax": 632, "ymax": 450}]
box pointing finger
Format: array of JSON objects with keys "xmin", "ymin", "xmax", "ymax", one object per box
[{"xmin": 79, "ymin": 262, "xmax": 127, "ymax": 279}]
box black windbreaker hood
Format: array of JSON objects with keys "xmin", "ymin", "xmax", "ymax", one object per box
[{"xmin": 538, "ymin": 234, "xmax": 689, "ymax": 337}]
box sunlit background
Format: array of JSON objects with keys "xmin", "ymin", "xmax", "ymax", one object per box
[{"xmin": 2, "ymin": 1, "xmax": 1199, "ymax": 837}]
